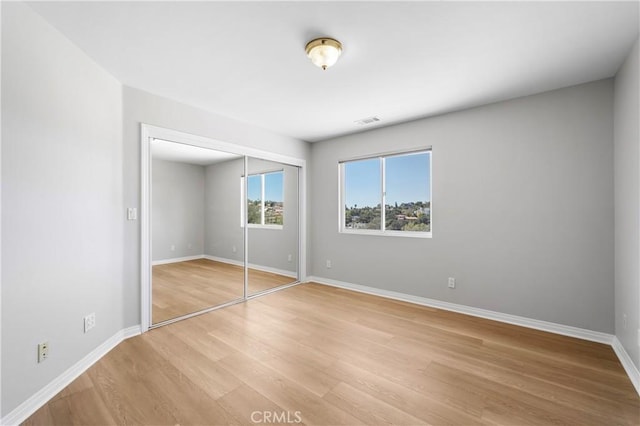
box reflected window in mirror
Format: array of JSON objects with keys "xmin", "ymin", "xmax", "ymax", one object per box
[{"xmin": 242, "ymin": 170, "xmax": 284, "ymax": 229}]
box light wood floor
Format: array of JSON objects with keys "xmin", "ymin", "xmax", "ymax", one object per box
[
  {"xmin": 26, "ymin": 283, "xmax": 639, "ymax": 425},
  {"xmin": 152, "ymin": 259, "xmax": 295, "ymax": 324}
]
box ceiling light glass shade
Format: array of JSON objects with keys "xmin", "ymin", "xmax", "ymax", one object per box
[{"xmin": 305, "ymin": 38, "xmax": 342, "ymax": 70}]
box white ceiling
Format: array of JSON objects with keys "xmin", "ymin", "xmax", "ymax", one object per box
[
  {"xmin": 151, "ymin": 138, "xmax": 241, "ymax": 165},
  {"xmin": 29, "ymin": 1, "xmax": 639, "ymax": 142}
]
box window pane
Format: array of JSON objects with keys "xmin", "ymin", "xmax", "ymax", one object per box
[
  {"xmin": 344, "ymin": 158, "xmax": 381, "ymax": 230},
  {"xmin": 264, "ymin": 171, "xmax": 284, "ymax": 225},
  {"xmin": 385, "ymin": 152, "xmax": 430, "ymax": 232},
  {"xmin": 247, "ymin": 174, "xmax": 261, "ymax": 224}
]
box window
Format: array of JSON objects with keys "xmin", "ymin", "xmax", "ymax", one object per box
[
  {"xmin": 340, "ymin": 150, "xmax": 431, "ymax": 236},
  {"xmin": 242, "ymin": 170, "xmax": 284, "ymax": 228}
]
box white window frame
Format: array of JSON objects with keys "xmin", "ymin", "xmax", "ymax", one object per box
[
  {"xmin": 339, "ymin": 148, "xmax": 432, "ymax": 238},
  {"xmin": 241, "ymin": 169, "xmax": 284, "ymax": 230}
]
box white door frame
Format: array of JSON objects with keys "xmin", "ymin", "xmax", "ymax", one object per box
[{"xmin": 140, "ymin": 123, "xmax": 307, "ymax": 332}]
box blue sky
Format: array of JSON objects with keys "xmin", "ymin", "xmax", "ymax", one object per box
[
  {"xmin": 248, "ymin": 171, "xmax": 284, "ymax": 202},
  {"xmin": 345, "ymin": 153, "xmax": 430, "ymax": 207}
]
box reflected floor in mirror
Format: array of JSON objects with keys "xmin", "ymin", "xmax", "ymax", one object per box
[{"xmin": 152, "ymin": 259, "xmax": 295, "ymax": 324}]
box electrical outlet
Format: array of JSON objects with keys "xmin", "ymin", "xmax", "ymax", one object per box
[
  {"xmin": 623, "ymin": 313, "xmax": 628, "ymax": 329},
  {"xmin": 170, "ymin": 245, "xmax": 175, "ymax": 251},
  {"xmin": 232, "ymin": 245, "xmax": 237, "ymax": 253},
  {"xmin": 84, "ymin": 313, "xmax": 96, "ymax": 333},
  {"xmin": 326, "ymin": 260, "xmax": 332, "ymax": 269},
  {"xmin": 288, "ymin": 254, "xmax": 293, "ymax": 262},
  {"xmin": 448, "ymin": 277, "xmax": 456, "ymax": 288},
  {"xmin": 38, "ymin": 342, "xmax": 49, "ymax": 363}
]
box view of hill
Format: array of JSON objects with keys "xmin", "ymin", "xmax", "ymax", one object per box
[
  {"xmin": 248, "ymin": 199, "xmax": 283, "ymax": 225},
  {"xmin": 345, "ymin": 201, "xmax": 430, "ymax": 232}
]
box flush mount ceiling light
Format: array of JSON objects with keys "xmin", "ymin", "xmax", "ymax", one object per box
[{"xmin": 305, "ymin": 37, "xmax": 342, "ymax": 70}]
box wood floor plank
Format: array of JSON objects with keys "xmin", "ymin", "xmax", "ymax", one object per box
[
  {"xmin": 217, "ymin": 384, "xmax": 297, "ymax": 426},
  {"xmin": 327, "ymin": 360, "xmax": 486, "ymax": 425},
  {"xmin": 138, "ymin": 360, "xmax": 241, "ymax": 426},
  {"xmin": 323, "ymin": 381, "xmax": 427, "ymax": 425},
  {"xmin": 49, "ymin": 388, "xmax": 117, "ymax": 426},
  {"xmin": 144, "ymin": 327, "xmax": 244, "ymax": 400},
  {"xmin": 218, "ymin": 352, "xmax": 362, "ymax": 425},
  {"xmin": 87, "ymin": 356, "xmax": 179, "ymax": 425},
  {"xmin": 199, "ymin": 322, "xmax": 340, "ymax": 397},
  {"xmin": 220, "ymin": 307, "xmax": 336, "ymax": 370},
  {"xmin": 165, "ymin": 318, "xmax": 239, "ymax": 362},
  {"xmin": 23, "ymin": 282, "xmax": 640, "ymax": 426}
]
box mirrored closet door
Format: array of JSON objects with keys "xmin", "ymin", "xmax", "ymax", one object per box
[
  {"xmin": 147, "ymin": 135, "xmax": 302, "ymax": 328},
  {"xmin": 151, "ymin": 139, "xmax": 245, "ymax": 325},
  {"xmin": 246, "ymin": 157, "xmax": 300, "ymax": 295}
]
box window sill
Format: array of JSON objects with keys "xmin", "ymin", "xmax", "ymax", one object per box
[
  {"xmin": 244, "ymin": 224, "xmax": 283, "ymax": 230},
  {"xmin": 339, "ymin": 229, "xmax": 431, "ymax": 238}
]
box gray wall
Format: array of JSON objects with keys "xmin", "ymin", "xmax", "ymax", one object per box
[
  {"xmin": 310, "ymin": 79, "xmax": 614, "ymax": 333},
  {"xmin": 122, "ymin": 87, "xmax": 310, "ymax": 327},
  {"xmin": 152, "ymin": 159, "xmax": 205, "ymax": 262},
  {"xmin": 205, "ymin": 158, "xmax": 244, "ymax": 263},
  {"xmin": 614, "ymin": 38, "xmax": 640, "ymax": 368},
  {"xmin": 1, "ymin": 2, "xmax": 124, "ymax": 416}
]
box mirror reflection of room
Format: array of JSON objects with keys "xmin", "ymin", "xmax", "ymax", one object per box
[
  {"xmin": 247, "ymin": 157, "xmax": 300, "ymax": 295},
  {"xmin": 151, "ymin": 139, "xmax": 245, "ymax": 324}
]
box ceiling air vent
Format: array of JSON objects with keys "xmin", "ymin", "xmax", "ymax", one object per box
[{"xmin": 354, "ymin": 116, "xmax": 381, "ymax": 126}]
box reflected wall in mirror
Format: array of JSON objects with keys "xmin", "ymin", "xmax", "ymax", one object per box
[
  {"xmin": 247, "ymin": 157, "xmax": 300, "ymax": 295},
  {"xmin": 151, "ymin": 139, "xmax": 244, "ymax": 324}
]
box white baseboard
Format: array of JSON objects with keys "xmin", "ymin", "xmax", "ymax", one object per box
[
  {"xmin": 249, "ymin": 263, "xmax": 297, "ymax": 279},
  {"xmin": 151, "ymin": 255, "xmax": 204, "ymax": 266},
  {"xmin": 122, "ymin": 325, "xmax": 142, "ymax": 339},
  {"xmin": 612, "ymin": 336, "xmax": 640, "ymax": 396},
  {"xmin": 1, "ymin": 325, "xmax": 141, "ymax": 426},
  {"xmin": 152, "ymin": 254, "xmax": 297, "ymax": 279},
  {"xmin": 203, "ymin": 254, "xmax": 244, "ymax": 267},
  {"xmin": 204, "ymin": 255, "xmax": 297, "ymax": 279},
  {"xmin": 306, "ymin": 276, "xmax": 614, "ymax": 345}
]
